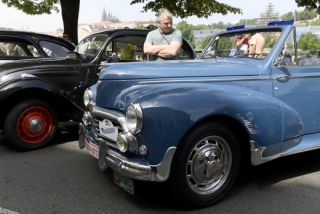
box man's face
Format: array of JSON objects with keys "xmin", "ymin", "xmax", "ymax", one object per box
[
  {"xmin": 63, "ymin": 34, "xmax": 70, "ymax": 41},
  {"xmin": 157, "ymin": 15, "xmax": 172, "ymax": 33}
]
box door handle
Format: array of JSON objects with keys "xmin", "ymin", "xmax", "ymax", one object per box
[{"xmin": 276, "ymin": 76, "xmax": 289, "ymax": 82}]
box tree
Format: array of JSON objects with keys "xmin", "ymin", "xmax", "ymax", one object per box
[
  {"xmin": 193, "ymin": 24, "xmax": 209, "ymax": 30},
  {"xmin": 235, "ymin": 18, "xmax": 258, "ymax": 25},
  {"xmin": 297, "ymin": 9, "xmax": 317, "ymax": 20},
  {"xmin": 176, "ymin": 20, "xmax": 195, "ymax": 48},
  {"xmin": 1, "ymin": 0, "xmax": 79, "ymax": 45},
  {"xmin": 2, "ymin": 0, "xmax": 241, "ymax": 45},
  {"xmin": 199, "ymin": 35, "xmax": 212, "ymax": 50},
  {"xmin": 295, "ymin": 0, "xmax": 320, "ymax": 14},
  {"xmin": 281, "ymin": 12, "xmax": 294, "ymax": 21},
  {"xmin": 135, "ymin": 24, "xmax": 146, "ymax": 29},
  {"xmin": 130, "ymin": 0, "xmax": 242, "ymax": 19},
  {"xmin": 308, "ymin": 18, "xmax": 320, "ymax": 25},
  {"xmin": 297, "ymin": 32, "xmax": 320, "ymax": 50}
]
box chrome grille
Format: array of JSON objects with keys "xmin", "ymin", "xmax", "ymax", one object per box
[{"xmin": 92, "ymin": 115, "xmax": 123, "ymax": 149}]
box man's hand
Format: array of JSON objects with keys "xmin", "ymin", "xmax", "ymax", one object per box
[{"xmin": 144, "ymin": 42, "xmax": 181, "ymax": 58}]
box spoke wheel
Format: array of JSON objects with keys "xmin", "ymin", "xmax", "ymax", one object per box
[
  {"xmin": 5, "ymin": 99, "xmax": 57, "ymax": 150},
  {"xmin": 170, "ymin": 122, "xmax": 241, "ymax": 208}
]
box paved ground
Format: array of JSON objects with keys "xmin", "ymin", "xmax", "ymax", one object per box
[{"xmin": 1, "ymin": 122, "xmax": 320, "ymax": 214}]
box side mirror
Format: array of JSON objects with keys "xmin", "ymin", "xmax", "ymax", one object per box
[{"xmin": 274, "ymin": 56, "xmax": 287, "ymax": 67}]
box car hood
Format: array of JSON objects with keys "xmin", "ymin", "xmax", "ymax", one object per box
[
  {"xmin": 99, "ymin": 59, "xmax": 261, "ymax": 80},
  {"xmin": 0, "ymin": 57, "xmax": 81, "ymax": 77}
]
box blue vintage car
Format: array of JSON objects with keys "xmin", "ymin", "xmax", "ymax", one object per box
[{"xmin": 79, "ymin": 21, "xmax": 320, "ymax": 208}]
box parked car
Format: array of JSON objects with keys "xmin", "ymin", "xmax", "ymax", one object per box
[
  {"xmin": 0, "ymin": 28, "xmax": 196, "ymax": 150},
  {"xmin": 0, "ymin": 30, "xmax": 75, "ymax": 64},
  {"xmin": 79, "ymin": 21, "xmax": 320, "ymax": 208}
]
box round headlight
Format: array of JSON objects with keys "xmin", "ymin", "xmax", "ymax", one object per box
[
  {"xmin": 83, "ymin": 88, "xmax": 93, "ymax": 107},
  {"xmin": 126, "ymin": 101, "xmax": 143, "ymax": 134}
]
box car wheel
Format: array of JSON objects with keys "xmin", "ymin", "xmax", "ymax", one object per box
[
  {"xmin": 4, "ymin": 99, "xmax": 57, "ymax": 150},
  {"xmin": 170, "ymin": 122, "xmax": 241, "ymax": 208}
]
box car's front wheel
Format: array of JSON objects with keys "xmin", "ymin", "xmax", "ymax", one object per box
[
  {"xmin": 4, "ymin": 99, "xmax": 57, "ymax": 150},
  {"xmin": 170, "ymin": 122, "xmax": 241, "ymax": 208}
]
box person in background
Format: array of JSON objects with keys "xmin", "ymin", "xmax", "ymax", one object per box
[
  {"xmin": 272, "ymin": 32, "xmax": 281, "ymax": 46},
  {"xmin": 62, "ymin": 32, "xmax": 74, "ymax": 45},
  {"xmin": 235, "ymin": 33, "xmax": 249, "ymax": 55},
  {"xmin": 120, "ymin": 43, "xmax": 135, "ymax": 60},
  {"xmin": 249, "ymin": 32, "xmax": 265, "ymax": 58},
  {"xmin": 143, "ymin": 8, "xmax": 182, "ymax": 61},
  {"xmin": 3, "ymin": 43, "xmax": 19, "ymax": 56}
]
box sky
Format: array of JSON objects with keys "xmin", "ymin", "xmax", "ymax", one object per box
[{"xmin": 0, "ymin": 0, "xmax": 304, "ymax": 33}]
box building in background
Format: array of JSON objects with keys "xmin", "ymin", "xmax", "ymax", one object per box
[{"xmin": 258, "ymin": 3, "xmax": 280, "ymax": 26}]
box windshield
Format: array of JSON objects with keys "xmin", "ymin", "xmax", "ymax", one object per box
[
  {"xmin": 75, "ymin": 34, "xmax": 109, "ymax": 60},
  {"xmin": 202, "ymin": 29, "xmax": 282, "ymax": 60}
]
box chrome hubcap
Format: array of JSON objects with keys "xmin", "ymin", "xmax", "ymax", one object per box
[
  {"xmin": 186, "ymin": 136, "xmax": 232, "ymax": 194},
  {"xmin": 29, "ymin": 119, "xmax": 43, "ymax": 133}
]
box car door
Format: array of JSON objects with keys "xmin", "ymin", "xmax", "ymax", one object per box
[{"xmin": 271, "ymin": 28, "xmax": 320, "ymax": 142}]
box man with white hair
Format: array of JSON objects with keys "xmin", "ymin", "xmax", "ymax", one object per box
[{"xmin": 143, "ymin": 8, "xmax": 182, "ymax": 61}]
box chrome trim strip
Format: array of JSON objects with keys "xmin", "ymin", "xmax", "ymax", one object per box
[
  {"xmin": 250, "ymin": 140, "xmax": 320, "ymax": 166},
  {"xmin": 79, "ymin": 124, "xmax": 176, "ymax": 182},
  {"xmin": 139, "ymin": 77, "xmax": 272, "ymax": 85},
  {"xmin": 275, "ymin": 75, "xmax": 320, "ymax": 80},
  {"xmin": 21, "ymin": 73, "xmax": 36, "ymax": 78},
  {"xmin": 139, "ymin": 74, "xmax": 320, "ymax": 85},
  {"xmin": 281, "ymin": 145, "xmax": 320, "ymax": 157}
]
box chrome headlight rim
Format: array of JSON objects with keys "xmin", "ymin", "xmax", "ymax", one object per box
[
  {"xmin": 125, "ymin": 101, "xmax": 143, "ymax": 134},
  {"xmin": 83, "ymin": 88, "xmax": 93, "ymax": 107}
]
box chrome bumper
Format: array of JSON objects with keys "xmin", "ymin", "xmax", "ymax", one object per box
[{"xmin": 79, "ymin": 123, "xmax": 176, "ymax": 182}]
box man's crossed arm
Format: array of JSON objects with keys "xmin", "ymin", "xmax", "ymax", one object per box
[{"xmin": 144, "ymin": 42, "xmax": 181, "ymax": 58}]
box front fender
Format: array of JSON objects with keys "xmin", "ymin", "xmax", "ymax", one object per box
[
  {"xmin": 98, "ymin": 80, "xmax": 303, "ymax": 165},
  {"xmin": 0, "ymin": 78, "xmax": 84, "ymax": 122}
]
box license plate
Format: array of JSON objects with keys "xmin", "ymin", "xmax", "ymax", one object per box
[
  {"xmin": 85, "ymin": 137, "xmax": 99, "ymax": 159},
  {"xmin": 99, "ymin": 119, "xmax": 118, "ymax": 141},
  {"xmin": 113, "ymin": 171, "xmax": 134, "ymax": 195}
]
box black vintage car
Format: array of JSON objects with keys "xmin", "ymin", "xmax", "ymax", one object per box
[
  {"xmin": 0, "ymin": 28, "xmax": 196, "ymax": 150},
  {"xmin": 0, "ymin": 31, "xmax": 75, "ymax": 64}
]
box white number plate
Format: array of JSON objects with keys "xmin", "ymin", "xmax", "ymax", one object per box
[
  {"xmin": 99, "ymin": 119, "xmax": 118, "ymax": 141},
  {"xmin": 85, "ymin": 137, "xmax": 99, "ymax": 159}
]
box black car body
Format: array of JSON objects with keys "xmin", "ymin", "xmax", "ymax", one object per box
[
  {"xmin": 0, "ymin": 29, "xmax": 196, "ymax": 150},
  {"xmin": 0, "ymin": 31, "xmax": 75, "ymax": 64}
]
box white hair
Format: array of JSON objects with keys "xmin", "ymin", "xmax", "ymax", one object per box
[{"xmin": 157, "ymin": 8, "xmax": 173, "ymax": 21}]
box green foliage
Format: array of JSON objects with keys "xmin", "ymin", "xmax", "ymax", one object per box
[
  {"xmin": 263, "ymin": 34, "xmax": 273, "ymax": 48},
  {"xmin": 235, "ymin": 18, "xmax": 258, "ymax": 25},
  {"xmin": 217, "ymin": 37, "xmax": 234, "ymax": 51},
  {"xmin": 136, "ymin": 24, "xmax": 146, "ymax": 29},
  {"xmin": 2, "ymin": 0, "xmax": 80, "ymax": 44},
  {"xmin": 295, "ymin": 0, "xmax": 320, "ymax": 14},
  {"xmin": 297, "ymin": 9, "xmax": 317, "ymax": 20},
  {"xmin": 1, "ymin": 0, "xmax": 59, "ymax": 15},
  {"xmin": 199, "ymin": 35, "xmax": 212, "ymax": 50},
  {"xmin": 176, "ymin": 20, "xmax": 195, "ymax": 48},
  {"xmin": 208, "ymin": 21, "xmax": 233, "ymax": 30},
  {"xmin": 281, "ymin": 12, "xmax": 294, "ymax": 21},
  {"xmin": 193, "ymin": 24, "xmax": 209, "ymax": 30},
  {"xmin": 130, "ymin": 0, "xmax": 242, "ymax": 19},
  {"xmin": 297, "ymin": 32, "xmax": 320, "ymax": 50},
  {"xmin": 308, "ymin": 18, "xmax": 320, "ymax": 25}
]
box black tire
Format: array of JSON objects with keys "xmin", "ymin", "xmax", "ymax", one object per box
[
  {"xmin": 4, "ymin": 99, "xmax": 57, "ymax": 150},
  {"xmin": 170, "ymin": 122, "xmax": 241, "ymax": 208}
]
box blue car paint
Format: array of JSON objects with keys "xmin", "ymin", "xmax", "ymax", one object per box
[
  {"xmin": 95, "ymin": 65, "xmax": 301, "ymax": 165},
  {"xmin": 88, "ymin": 24, "xmax": 320, "ymax": 166}
]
